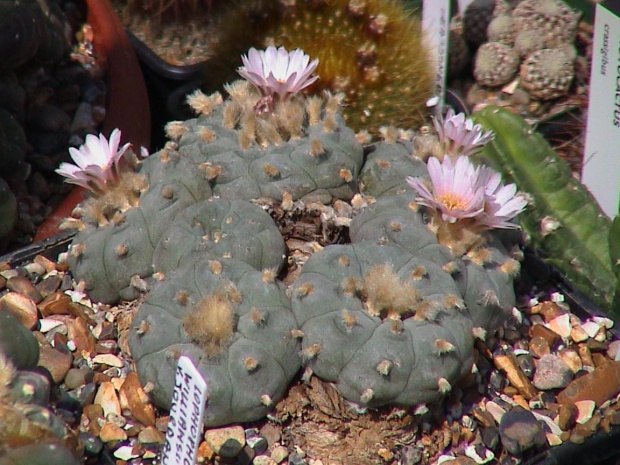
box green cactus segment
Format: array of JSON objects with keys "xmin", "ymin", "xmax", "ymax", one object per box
[
  {"xmin": 350, "ymin": 192, "xmax": 517, "ymax": 330},
  {"xmin": 67, "ymin": 150, "xmax": 215, "ymax": 304},
  {"xmin": 66, "ymin": 177, "xmax": 206, "ymax": 304},
  {"xmin": 290, "ymin": 242, "xmax": 474, "ymax": 407},
  {"xmin": 68, "ymin": 195, "xmax": 286, "ymax": 305},
  {"xmin": 472, "ymin": 106, "xmax": 616, "ymax": 312},
  {"xmin": 152, "ymin": 198, "xmax": 286, "ymax": 275},
  {"xmin": 174, "ymin": 90, "xmax": 365, "ymax": 204},
  {"xmin": 128, "ymin": 257, "xmax": 300, "ymax": 427},
  {"xmin": 359, "ymin": 139, "xmax": 429, "ymax": 198},
  {"xmin": 0, "ymin": 312, "xmax": 39, "ymax": 369},
  {"xmin": 350, "ymin": 192, "xmax": 436, "ymax": 252},
  {"xmin": 67, "ymin": 211, "xmax": 156, "ymax": 304},
  {"xmin": 138, "ymin": 148, "xmax": 213, "ymax": 208},
  {"xmin": 0, "ymin": 442, "xmax": 80, "ymax": 465}
]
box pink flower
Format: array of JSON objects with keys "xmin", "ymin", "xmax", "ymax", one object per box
[
  {"xmin": 477, "ymin": 167, "xmax": 528, "ymax": 229},
  {"xmin": 407, "ymin": 156, "xmax": 526, "ymax": 228},
  {"xmin": 407, "ymin": 156, "xmax": 485, "ymax": 223},
  {"xmin": 56, "ymin": 128, "xmax": 131, "ymax": 193},
  {"xmin": 237, "ymin": 46, "xmax": 319, "ymax": 97},
  {"xmin": 434, "ymin": 108, "xmax": 494, "ymax": 157}
]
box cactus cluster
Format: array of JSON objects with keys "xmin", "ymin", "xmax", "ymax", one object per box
[
  {"xmin": 61, "ymin": 47, "xmax": 526, "ymax": 427},
  {"xmin": 459, "ymin": 0, "xmax": 581, "ymax": 101}
]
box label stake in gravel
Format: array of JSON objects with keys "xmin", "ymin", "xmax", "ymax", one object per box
[{"xmin": 161, "ymin": 356, "xmax": 208, "ymax": 465}]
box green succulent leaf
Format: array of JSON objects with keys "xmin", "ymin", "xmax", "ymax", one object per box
[{"xmin": 472, "ymin": 106, "xmax": 616, "ymax": 314}]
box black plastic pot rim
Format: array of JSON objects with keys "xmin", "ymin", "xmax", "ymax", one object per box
[{"xmin": 127, "ymin": 30, "xmax": 208, "ymax": 82}]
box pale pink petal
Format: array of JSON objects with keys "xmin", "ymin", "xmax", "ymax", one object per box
[
  {"xmin": 236, "ymin": 46, "xmax": 319, "ymax": 98},
  {"xmin": 56, "ymin": 129, "xmax": 130, "ymax": 193},
  {"xmin": 434, "ymin": 109, "xmax": 494, "ymax": 157},
  {"xmin": 68, "ymin": 147, "xmax": 91, "ymax": 169}
]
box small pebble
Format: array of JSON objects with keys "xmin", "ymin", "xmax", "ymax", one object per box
[
  {"xmin": 0, "ymin": 291, "xmax": 39, "ymax": 329},
  {"xmin": 37, "ymin": 345, "xmax": 73, "ymax": 384},
  {"xmin": 138, "ymin": 426, "xmax": 166, "ymax": 444},
  {"xmin": 99, "ymin": 421, "xmax": 127, "ymax": 442},
  {"xmin": 204, "ymin": 425, "xmax": 246, "ymax": 458},
  {"xmin": 260, "ymin": 423, "xmax": 282, "ymax": 447},
  {"xmin": 94, "ymin": 381, "xmax": 121, "ymax": 417},
  {"xmin": 113, "ymin": 444, "xmax": 139, "ymax": 460},
  {"xmin": 557, "ymin": 403, "xmax": 577, "ymax": 431},
  {"xmin": 64, "ymin": 367, "xmax": 89, "ymax": 390},
  {"xmin": 247, "ymin": 434, "xmax": 269, "ymax": 455},
  {"xmin": 532, "ymin": 354, "xmax": 573, "ymax": 390},
  {"xmin": 499, "ymin": 407, "xmax": 546, "ymax": 455},
  {"xmin": 270, "ymin": 445, "xmax": 289, "ymax": 464},
  {"xmin": 7, "ymin": 275, "xmax": 43, "ymax": 303},
  {"xmin": 79, "ymin": 431, "xmax": 103, "ymax": 455},
  {"xmin": 288, "ymin": 452, "xmax": 308, "ymax": 465}
]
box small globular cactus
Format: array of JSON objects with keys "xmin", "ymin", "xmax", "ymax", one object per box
[
  {"xmin": 129, "ymin": 256, "xmax": 300, "ymax": 426},
  {"xmin": 290, "ymin": 242, "xmax": 475, "ymax": 408},
  {"xmin": 469, "ymin": 0, "xmax": 580, "ymax": 101}
]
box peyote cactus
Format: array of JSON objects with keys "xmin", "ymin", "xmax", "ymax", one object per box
[
  {"xmin": 170, "ymin": 81, "xmax": 365, "ymax": 203},
  {"xmin": 66, "ymin": 74, "xmax": 363, "ymax": 304},
  {"xmin": 290, "ymin": 241, "xmax": 476, "ymax": 408},
  {"xmin": 472, "ymin": 106, "xmax": 618, "ymax": 313},
  {"xmin": 128, "ymin": 256, "xmax": 300, "ymax": 426},
  {"xmin": 60, "ymin": 46, "xmax": 527, "ymax": 427}
]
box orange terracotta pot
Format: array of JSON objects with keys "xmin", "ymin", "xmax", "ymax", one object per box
[{"xmin": 34, "ymin": 0, "xmax": 151, "ymax": 241}]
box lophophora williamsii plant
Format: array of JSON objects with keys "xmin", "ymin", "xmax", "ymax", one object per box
[{"xmin": 58, "ymin": 46, "xmax": 527, "ymax": 427}]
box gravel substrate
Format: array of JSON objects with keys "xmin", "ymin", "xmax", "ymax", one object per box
[{"xmin": 1, "ymin": 209, "xmax": 619, "ymax": 465}]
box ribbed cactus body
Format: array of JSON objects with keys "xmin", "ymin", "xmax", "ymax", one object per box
[
  {"xmin": 359, "ymin": 138, "xmax": 430, "ymax": 198},
  {"xmin": 129, "ymin": 256, "xmax": 300, "ymax": 427},
  {"xmin": 350, "ymin": 191, "xmax": 516, "ymax": 332},
  {"xmin": 152, "ymin": 197, "xmax": 285, "ymax": 275},
  {"xmin": 290, "ymin": 242, "xmax": 475, "ymax": 407},
  {"xmin": 174, "ymin": 95, "xmax": 365, "ymax": 203}
]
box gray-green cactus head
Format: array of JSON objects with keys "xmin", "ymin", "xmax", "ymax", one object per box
[
  {"xmin": 290, "ymin": 242, "xmax": 475, "ymax": 409},
  {"xmin": 164, "ymin": 82, "xmax": 364, "ymax": 204},
  {"xmin": 129, "ymin": 256, "xmax": 301, "ymax": 427}
]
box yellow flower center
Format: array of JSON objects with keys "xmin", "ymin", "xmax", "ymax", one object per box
[{"xmin": 437, "ymin": 192, "xmax": 468, "ymax": 211}]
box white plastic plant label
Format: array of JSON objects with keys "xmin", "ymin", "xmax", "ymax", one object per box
[
  {"xmin": 582, "ymin": 2, "xmax": 620, "ymax": 217},
  {"xmin": 161, "ymin": 355, "xmax": 208, "ymax": 465},
  {"xmin": 422, "ymin": 0, "xmax": 451, "ymax": 113}
]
